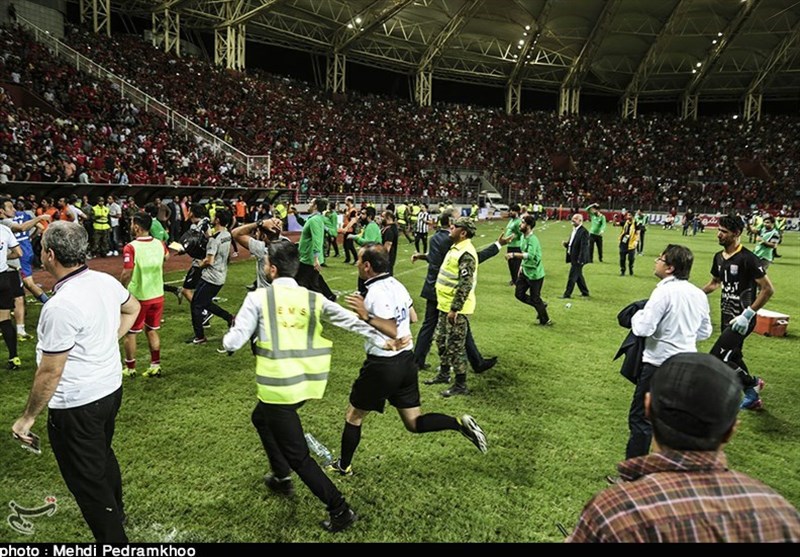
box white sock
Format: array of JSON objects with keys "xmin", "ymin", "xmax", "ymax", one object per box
[{"xmin": 16, "ymin": 325, "xmax": 26, "ymax": 335}]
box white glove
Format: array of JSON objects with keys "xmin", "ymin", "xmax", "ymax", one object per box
[{"xmin": 730, "ymin": 307, "xmax": 756, "ymax": 335}]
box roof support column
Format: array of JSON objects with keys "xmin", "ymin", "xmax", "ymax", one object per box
[
  {"xmin": 326, "ymin": 52, "xmax": 346, "ymax": 94},
  {"xmin": 79, "ymin": 0, "xmax": 88, "ymax": 25},
  {"xmin": 415, "ymin": 69, "xmax": 432, "ymax": 107},
  {"xmin": 681, "ymin": 94, "xmax": 698, "ymax": 121},
  {"xmin": 621, "ymin": 95, "xmax": 637, "ymax": 120},
  {"xmin": 215, "ymin": 24, "xmax": 245, "ymax": 70},
  {"xmin": 152, "ymin": 9, "xmax": 181, "ymax": 57},
  {"xmin": 744, "ymin": 93, "xmax": 761, "ymax": 122},
  {"xmin": 92, "ymin": 0, "xmax": 110, "ymax": 37},
  {"xmin": 505, "ymin": 82, "xmax": 521, "ymax": 115},
  {"xmin": 559, "ymin": 86, "xmax": 579, "ymax": 116}
]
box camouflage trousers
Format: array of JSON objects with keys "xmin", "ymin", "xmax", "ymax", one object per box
[
  {"xmin": 92, "ymin": 228, "xmax": 110, "ymax": 255},
  {"xmin": 435, "ymin": 311, "xmax": 469, "ymax": 376}
]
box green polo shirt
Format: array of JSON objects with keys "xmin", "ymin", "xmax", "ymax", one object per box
[{"xmin": 520, "ymin": 232, "xmax": 545, "ymax": 280}]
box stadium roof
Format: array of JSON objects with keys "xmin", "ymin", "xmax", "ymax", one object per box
[{"xmin": 100, "ymin": 0, "xmax": 800, "ymax": 102}]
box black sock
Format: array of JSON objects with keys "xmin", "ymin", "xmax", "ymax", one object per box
[
  {"xmin": 455, "ymin": 373, "xmax": 467, "ymax": 386},
  {"xmin": 0, "ymin": 319, "xmax": 17, "ymax": 359},
  {"xmin": 415, "ymin": 413, "xmax": 458, "ymax": 433},
  {"xmin": 339, "ymin": 422, "xmax": 361, "ymax": 469}
]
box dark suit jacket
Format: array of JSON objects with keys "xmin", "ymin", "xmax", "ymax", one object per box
[
  {"xmin": 566, "ymin": 225, "xmax": 590, "ymax": 264},
  {"xmin": 614, "ymin": 299, "xmax": 648, "ymax": 384},
  {"xmin": 420, "ymin": 232, "xmax": 501, "ymax": 302}
]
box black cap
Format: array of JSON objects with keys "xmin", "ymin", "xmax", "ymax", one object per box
[{"xmin": 650, "ymin": 353, "xmax": 741, "ymax": 440}]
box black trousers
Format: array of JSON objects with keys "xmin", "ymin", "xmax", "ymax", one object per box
[
  {"xmin": 191, "ymin": 279, "xmax": 233, "ymax": 338},
  {"xmin": 563, "ymin": 263, "xmax": 589, "ymax": 297},
  {"xmin": 637, "ymin": 229, "xmax": 646, "ymax": 254},
  {"xmin": 711, "ymin": 316, "xmax": 759, "ymax": 388},
  {"xmin": 589, "ymin": 234, "xmax": 603, "ymax": 262},
  {"xmin": 296, "ymin": 262, "xmax": 336, "ymax": 301},
  {"xmin": 343, "ymin": 237, "xmax": 358, "ymax": 263},
  {"xmin": 515, "ymin": 275, "xmax": 550, "ymax": 324},
  {"xmin": 414, "ymin": 232, "xmax": 428, "ymax": 254},
  {"xmin": 619, "ymin": 247, "xmax": 635, "ymax": 275},
  {"xmin": 507, "ymin": 247, "xmax": 522, "ymax": 283},
  {"xmin": 626, "ymin": 363, "xmax": 658, "ymax": 459},
  {"xmin": 48, "ymin": 387, "xmax": 127, "ymax": 542},
  {"xmin": 251, "ymin": 401, "xmax": 345, "ymax": 513},
  {"xmin": 325, "ymin": 233, "xmax": 339, "ymax": 257},
  {"xmin": 413, "ymin": 298, "xmax": 484, "ymax": 370}
]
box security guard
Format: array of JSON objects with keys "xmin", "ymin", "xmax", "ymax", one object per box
[
  {"xmin": 395, "ymin": 201, "xmax": 412, "ymax": 243},
  {"xmin": 221, "ymin": 241, "xmax": 403, "ymax": 533},
  {"xmin": 430, "ymin": 217, "xmax": 478, "ymax": 397},
  {"xmin": 91, "ymin": 196, "xmax": 111, "ymax": 256}
]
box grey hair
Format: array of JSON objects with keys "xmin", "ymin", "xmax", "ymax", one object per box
[{"xmin": 42, "ymin": 221, "xmax": 88, "ymax": 267}]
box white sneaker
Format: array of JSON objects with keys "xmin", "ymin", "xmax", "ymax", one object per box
[
  {"xmin": 113, "ymin": 250, "xmax": 119, "ymax": 256},
  {"xmin": 106, "ymin": 251, "xmax": 114, "ymax": 257}
]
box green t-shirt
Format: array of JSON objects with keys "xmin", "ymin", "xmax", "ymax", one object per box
[
  {"xmin": 356, "ymin": 221, "xmax": 382, "ymax": 245},
  {"xmin": 505, "ymin": 217, "xmax": 522, "ymax": 248},
  {"xmin": 298, "ymin": 212, "xmax": 325, "ymax": 265},
  {"xmin": 753, "ymin": 228, "xmax": 780, "ymax": 261},
  {"xmin": 150, "ymin": 219, "xmax": 168, "ymax": 242},
  {"xmin": 587, "ymin": 211, "xmax": 606, "ymax": 235},
  {"xmin": 324, "ymin": 210, "xmax": 339, "ymax": 236},
  {"xmin": 520, "ymin": 232, "xmax": 545, "ymax": 280}
]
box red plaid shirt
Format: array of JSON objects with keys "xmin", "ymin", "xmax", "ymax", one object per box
[{"xmin": 568, "ymin": 449, "xmax": 800, "ymax": 542}]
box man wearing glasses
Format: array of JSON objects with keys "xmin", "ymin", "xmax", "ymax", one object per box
[{"xmin": 619, "ymin": 245, "xmax": 712, "ymax": 463}]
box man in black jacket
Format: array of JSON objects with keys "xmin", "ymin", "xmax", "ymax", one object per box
[
  {"xmin": 560, "ymin": 213, "xmax": 591, "ymax": 298},
  {"xmin": 411, "ymin": 210, "xmax": 507, "ymax": 375}
]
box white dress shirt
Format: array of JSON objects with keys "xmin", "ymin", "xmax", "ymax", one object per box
[{"xmin": 631, "ymin": 276, "xmax": 713, "ymax": 366}]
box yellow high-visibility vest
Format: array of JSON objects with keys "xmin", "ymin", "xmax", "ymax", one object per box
[
  {"xmin": 254, "ymin": 285, "xmax": 333, "ymax": 405},
  {"xmin": 92, "ymin": 205, "xmax": 110, "ymax": 230},
  {"xmin": 435, "ymin": 239, "xmax": 477, "ymax": 314}
]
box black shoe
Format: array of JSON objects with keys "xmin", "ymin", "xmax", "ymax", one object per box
[
  {"xmin": 473, "ymin": 356, "xmax": 497, "ymax": 374},
  {"xmin": 580, "ymin": 292, "xmax": 590, "ymax": 297},
  {"xmin": 442, "ymin": 383, "xmax": 469, "ymax": 397},
  {"xmin": 185, "ymin": 337, "xmax": 207, "ymax": 345},
  {"xmin": 264, "ymin": 474, "xmax": 295, "ymax": 496},
  {"xmin": 418, "ymin": 363, "xmax": 431, "ymax": 371},
  {"xmin": 458, "ymin": 414, "xmax": 487, "ymax": 453},
  {"xmin": 245, "ymin": 283, "xmax": 256, "ymax": 292},
  {"xmin": 605, "ymin": 475, "xmax": 622, "ymax": 485},
  {"xmin": 424, "ymin": 372, "xmax": 451, "ymax": 385},
  {"xmin": 558, "ymin": 295, "xmax": 571, "ymax": 299},
  {"xmin": 320, "ymin": 507, "xmax": 358, "ymax": 533},
  {"xmin": 540, "ymin": 320, "xmax": 554, "ymax": 326}
]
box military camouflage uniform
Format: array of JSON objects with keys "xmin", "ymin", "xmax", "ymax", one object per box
[{"xmin": 435, "ymin": 251, "xmax": 477, "ymax": 379}]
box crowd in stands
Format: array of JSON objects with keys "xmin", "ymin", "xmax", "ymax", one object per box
[
  {"xmin": 0, "ymin": 25, "xmax": 247, "ymax": 188},
  {"xmin": 2, "ymin": 23, "xmax": 798, "ymax": 213}
]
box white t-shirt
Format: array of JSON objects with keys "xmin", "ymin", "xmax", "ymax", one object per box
[
  {"xmin": 363, "ymin": 274, "xmax": 414, "ymax": 357},
  {"xmin": 37, "ymin": 268, "xmax": 130, "ymax": 409},
  {"xmin": 108, "ymin": 202, "xmax": 122, "ymax": 227},
  {"xmin": 0, "ymin": 224, "xmax": 20, "ymax": 272}
]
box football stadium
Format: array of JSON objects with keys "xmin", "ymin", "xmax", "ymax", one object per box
[{"xmin": 1, "ymin": 0, "xmax": 799, "ymax": 543}]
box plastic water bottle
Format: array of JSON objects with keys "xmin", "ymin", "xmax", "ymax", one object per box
[{"xmin": 305, "ymin": 433, "xmax": 333, "ymax": 465}]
